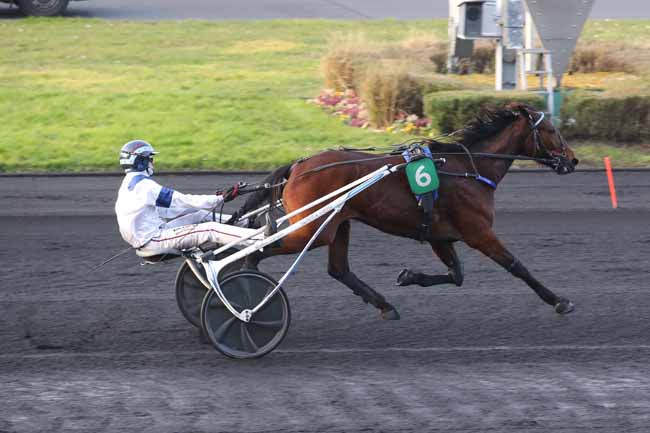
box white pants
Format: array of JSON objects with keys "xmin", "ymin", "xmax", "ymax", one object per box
[{"xmin": 138, "ymin": 210, "xmax": 262, "ymax": 256}]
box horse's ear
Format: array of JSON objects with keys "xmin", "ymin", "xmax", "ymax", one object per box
[
  {"xmin": 504, "ymin": 102, "xmax": 527, "ymax": 119},
  {"xmin": 513, "ymin": 104, "xmax": 533, "ymax": 120}
]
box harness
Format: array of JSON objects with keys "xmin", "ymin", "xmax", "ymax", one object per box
[
  {"xmin": 293, "ymin": 110, "xmax": 574, "ymax": 241},
  {"xmin": 299, "ymin": 111, "xmax": 569, "ymax": 182},
  {"xmin": 219, "ymin": 180, "xmax": 287, "ymax": 226},
  {"xmin": 401, "ymin": 144, "xmax": 442, "ymax": 241}
]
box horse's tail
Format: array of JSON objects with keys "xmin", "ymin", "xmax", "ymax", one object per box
[{"xmin": 228, "ymin": 163, "xmax": 293, "ymax": 224}]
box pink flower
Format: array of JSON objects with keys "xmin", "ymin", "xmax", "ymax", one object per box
[
  {"xmin": 343, "ymin": 107, "xmax": 359, "ymax": 117},
  {"xmin": 313, "ymin": 88, "xmax": 432, "ymax": 136},
  {"xmin": 321, "ymin": 96, "xmax": 342, "ymax": 106}
]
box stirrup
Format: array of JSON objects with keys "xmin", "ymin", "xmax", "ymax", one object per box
[
  {"xmin": 264, "ymin": 213, "xmax": 282, "ymax": 248},
  {"xmin": 264, "ymin": 212, "xmax": 277, "ymax": 236}
]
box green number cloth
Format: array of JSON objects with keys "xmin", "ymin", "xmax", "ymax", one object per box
[{"xmin": 405, "ymin": 158, "xmax": 439, "ymax": 195}]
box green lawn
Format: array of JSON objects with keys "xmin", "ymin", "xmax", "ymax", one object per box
[{"xmin": 0, "ymin": 18, "xmax": 647, "ymax": 172}]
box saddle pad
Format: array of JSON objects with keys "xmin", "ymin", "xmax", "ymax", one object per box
[{"xmin": 405, "ymin": 157, "xmax": 439, "ymax": 195}]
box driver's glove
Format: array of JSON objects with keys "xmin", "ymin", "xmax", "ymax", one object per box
[{"xmin": 220, "ymin": 184, "xmax": 240, "ymax": 203}]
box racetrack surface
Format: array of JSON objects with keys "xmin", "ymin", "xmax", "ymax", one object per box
[{"xmin": 1, "ymin": 171, "xmax": 649, "ymax": 432}]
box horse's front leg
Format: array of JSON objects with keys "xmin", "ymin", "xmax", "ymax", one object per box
[
  {"xmin": 465, "ymin": 228, "xmax": 574, "ymax": 314},
  {"xmin": 396, "ymin": 241, "xmax": 464, "ymax": 287}
]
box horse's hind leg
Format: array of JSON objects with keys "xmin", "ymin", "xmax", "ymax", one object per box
[
  {"xmin": 465, "ymin": 228, "xmax": 574, "ymax": 314},
  {"xmin": 328, "ymin": 221, "xmax": 400, "ymax": 320},
  {"xmin": 396, "ymin": 241, "xmax": 464, "ymax": 287},
  {"xmin": 243, "ymin": 250, "xmax": 264, "ymax": 270}
]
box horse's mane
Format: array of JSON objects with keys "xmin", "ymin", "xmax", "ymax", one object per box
[{"xmin": 428, "ymin": 105, "xmax": 522, "ymax": 152}]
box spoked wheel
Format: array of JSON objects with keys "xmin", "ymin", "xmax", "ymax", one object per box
[
  {"xmin": 175, "ymin": 262, "xmax": 209, "ymax": 328},
  {"xmin": 200, "ymin": 270, "xmax": 291, "ymax": 359},
  {"xmin": 175, "ymin": 250, "xmax": 243, "ymax": 328}
]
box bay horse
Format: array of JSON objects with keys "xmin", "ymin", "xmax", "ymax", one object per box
[{"xmin": 235, "ymin": 104, "xmax": 579, "ymax": 320}]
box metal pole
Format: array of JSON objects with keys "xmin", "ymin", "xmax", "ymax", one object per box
[
  {"xmin": 495, "ymin": 42, "xmax": 504, "ymax": 90},
  {"xmin": 545, "ymin": 52, "xmax": 555, "ymax": 116},
  {"xmin": 524, "ymin": 8, "xmax": 534, "ymax": 71},
  {"xmin": 495, "ymin": 0, "xmax": 519, "ymax": 90}
]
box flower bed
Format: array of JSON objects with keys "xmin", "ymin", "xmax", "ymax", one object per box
[{"xmin": 311, "ymin": 88, "xmax": 435, "ymax": 136}]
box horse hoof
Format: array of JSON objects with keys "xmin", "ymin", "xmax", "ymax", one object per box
[
  {"xmin": 395, "ymin": 269, "xmax": 415, "ymax": 286},
  {"xmin": 381, "ymin": 307, "xmax": 400, "ymax": 320},
  {"xmin": 554, "ymin": 298, "xmax": 575, "ymax": 315}
]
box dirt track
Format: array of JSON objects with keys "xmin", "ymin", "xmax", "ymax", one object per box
[{"xmin": 1, "ymin": 171, "xmax": 649, "ymax": 432}]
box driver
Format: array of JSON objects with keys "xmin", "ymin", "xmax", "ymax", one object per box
[{"xmin": 115, "ymin": 140, "xmax": 260, "ymax": 257}]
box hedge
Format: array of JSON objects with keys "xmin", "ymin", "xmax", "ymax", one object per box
[
  {"xmin": 424, "ymin": 90, "xmax": 545, "ymax": 133},
  {"xmin": 560, "ymin": 91, "xmax": 650, "ymax": 142}
]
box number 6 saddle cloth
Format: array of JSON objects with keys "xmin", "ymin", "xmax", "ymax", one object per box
[{"xmin": 402, "ymin": 144, "xmax": 440, "ymax": 242}]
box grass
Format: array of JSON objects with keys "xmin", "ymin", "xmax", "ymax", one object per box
[
  {"xmin": 572, "ymin": 142, "xmax": 650, "ymax": 168},
  {"xmin": 511, "ymin": 142, "xmax": 650, "ymax": 169},
  {"xmin": 0, "ymin": 19, "xmax": 447, "ymax": 172},
  {"xmin": 0, "ymin": 18, "xmax": 648, "ymax": 172}
]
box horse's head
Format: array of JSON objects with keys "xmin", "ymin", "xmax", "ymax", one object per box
[{"xmin": 517, "ymin": 105, "xmax": 579, "ymax": 175}]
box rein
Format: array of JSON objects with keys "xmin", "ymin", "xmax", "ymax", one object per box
[
  {"xmin": 240, "ymin": 180, "xmax": 287, "ymax": 194},
  {"xmin": 298, "ymin": 110, "xmax": 565, "ymax": 183},
  {"xmin": 297, "ymin": 148, "xmax": 557, "ymax": 179},
  {"xmin": 214, "ymin": 180, "xmax": 286, "ymax": 224},
  {"xmin": 216, "ymin": 180, "xmax": 287, "ymax": 195}
]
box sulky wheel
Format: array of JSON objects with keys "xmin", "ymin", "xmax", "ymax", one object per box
[
  {"xmin": 175, "ymin": 262, "xmax": 209, "ymax": 328},
  {"xmin": 175, "ymin": 251, "xmax": 244, "ymax": 328},
  {"xmin": 200, "ymin": 270, "xmax": 291, "ymax": 359}
]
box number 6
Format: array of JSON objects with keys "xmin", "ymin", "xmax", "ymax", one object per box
[{"xmin": 415, "ymin": 164, "xmax": 431, "ymax": 187}]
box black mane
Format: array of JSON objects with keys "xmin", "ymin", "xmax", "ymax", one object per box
[
  {"xmin": 429, "ymin": 106, "xmax": 523, "ymax": 152},
  {"xmin": 459, "ymin": 106, "xmax": 520, "ymax": 146}
]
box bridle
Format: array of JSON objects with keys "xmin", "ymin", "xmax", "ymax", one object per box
[{"xmin": 523, "ymin": 110, "xmax": 575, "ymax": 174}]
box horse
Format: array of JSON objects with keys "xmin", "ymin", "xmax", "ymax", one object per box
[{"xmin": 233, "ymin": 104, "xmax": 579, "ymax": 320}]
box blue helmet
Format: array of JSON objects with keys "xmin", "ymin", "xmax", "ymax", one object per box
[{"xmin": 119, "ymin": 140, "xmax": 158, "ymax": 173}]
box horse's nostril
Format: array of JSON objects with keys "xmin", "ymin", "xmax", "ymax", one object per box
[{"xmin": 572, "ymin": 158, "xmax": 579, "ymax": 166}]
